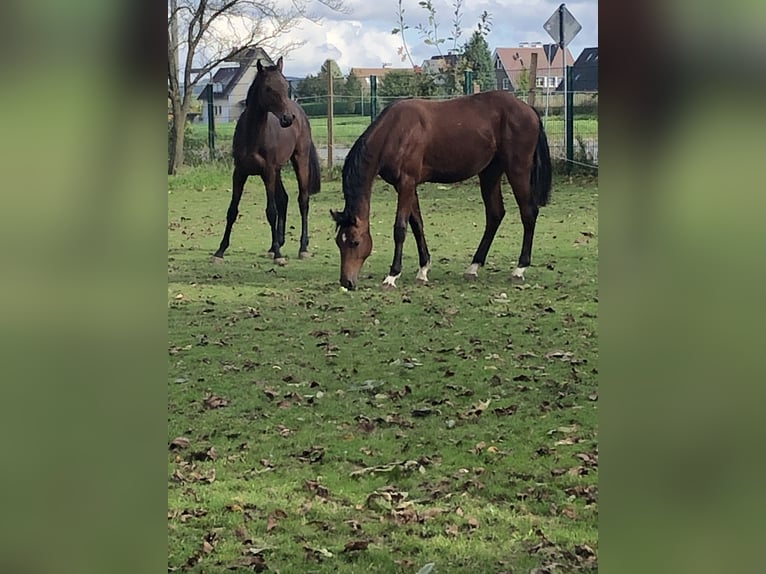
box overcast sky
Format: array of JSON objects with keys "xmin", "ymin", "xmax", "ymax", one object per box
[{"xmin": 277, "ymin": 0, "xmax": 598, "ymax": 77}]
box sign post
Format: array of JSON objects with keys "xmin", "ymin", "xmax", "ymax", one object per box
[{"xmin": 543, "ymin": 3, "xmax": 581, "ymax": 169}]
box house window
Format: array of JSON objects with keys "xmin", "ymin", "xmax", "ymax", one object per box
[
  {"xmin": 502, "ymin": 78, "xmax": 510, "ymax": 90},
  {"xmin": 496, "ymin": 58, "xmax": 503, "ymax": 70},
  {"xmin": 536, "ymin": 77, "xmax": 545, "ymax": 88}
]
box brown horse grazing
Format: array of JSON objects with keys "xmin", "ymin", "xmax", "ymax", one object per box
[
  {"xmin": 214, "ymin": 57, "xmax": 320, "ymax": 264},
  {"xmin": 330, "ymin": 90, "xmax": 552, "ymax": 290}
]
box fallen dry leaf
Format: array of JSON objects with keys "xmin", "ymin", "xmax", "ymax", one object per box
[
  {"xmin": 169, "ymin": 437, "xmax": 190, "ymax": 450},
  {"xmin": 203, "ymin": 393, "xmax": 228, "ymax": 409},
  {"xmin": 343, "ymin": 539, "xmax": 370, "ymax": 552}
]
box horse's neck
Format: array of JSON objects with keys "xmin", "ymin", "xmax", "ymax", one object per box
[{"xmin": 247, "ymin": 105, "xmax": 269, "ymax": 128}]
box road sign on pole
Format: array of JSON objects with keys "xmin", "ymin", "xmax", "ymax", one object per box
[
  {"xmin": 543, "ymin": 4, "xmax": 581, "ymax": 169},
  {"xmin": 543, "ymin": 3, "xmax": 581, "ymax": 48}
]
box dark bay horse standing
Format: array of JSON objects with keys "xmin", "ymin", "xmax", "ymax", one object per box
[
  {"xmin": 331, "ymin": 91, "xmax": 552, "ymax": 290},
  {"xmin": 214, "ymin": 57, "xmax": 320, "ymax": 264}
]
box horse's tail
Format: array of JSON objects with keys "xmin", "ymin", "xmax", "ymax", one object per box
[
  {"xmin": 308, "ymin": 140, "xmax": 321, "ymax": 196},
  {"xmin": 530, "ymin": 112, "xmax": 553, "ymax": 207}
]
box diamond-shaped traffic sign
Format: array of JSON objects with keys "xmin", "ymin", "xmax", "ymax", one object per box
[{"xmin": 543, "ymin": 3, "xmax": 581, "ymax": 47}]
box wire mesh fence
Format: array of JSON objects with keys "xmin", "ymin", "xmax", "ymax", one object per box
[{"xmin": 179, "ymin": 90, "xmax": 598, "ymax": 169}]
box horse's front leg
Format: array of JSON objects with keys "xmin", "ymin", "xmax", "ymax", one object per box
[
  {"xmin": 290, "ymin": 153, "xmax": 312, "ymax": 259},
  {"xmin": 262, "ymin": 172, "xmax": 286, "ymax": 265},
  {"xmin": 465, "ymin": 167, "xmax": 504, "ymax": 280},
  {"xmin": 383, "ymin": 182, "xmax": 416, "ymax": 288},
  {"xmin": 214, "ymin": 167, "xmax": 248, "ymax": 259},
  {"xmin": 409, "ymin": 194, "xmax": 431, "ymax": 284}
]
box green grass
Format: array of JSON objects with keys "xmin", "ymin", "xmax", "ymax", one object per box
[{"xmin": 168, "ymin": 166, "xmax": 598, "ymax": 573}]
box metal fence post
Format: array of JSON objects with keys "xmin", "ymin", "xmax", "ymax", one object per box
[
  {"xmin": 464, "ymin": 70, "xmax": 473, "ymax": 95},
  {"xmin": 565, "ymin": 65, "xmax": 574, "ymax": 173},
  {"xmin": 369, "ymin": 75, "xmax": 377, "ymax": 120},
  {"xmin": 206, "ymin": 83, "xmax": 215, "ymax": 157}
]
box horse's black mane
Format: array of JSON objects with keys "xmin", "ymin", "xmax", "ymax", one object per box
[{"xmin": 340, "ymin": 104, "xmax": 395, "ymax": 220}]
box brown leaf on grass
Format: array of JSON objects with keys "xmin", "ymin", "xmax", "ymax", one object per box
[
  {"xmin": 263, "ymin": 387, "xmax": 278, "ymax": 400},
  {"xmin": 343, "ymin": 539, "xmax": 370, "ymax": 552},
  {"xmin": 575, "ymin": 452, "xmax": 599, "ymax": 467},
  {"xmin": 467, "ymin": 517, "xmax": 480, "ymax": 529},
  {"xmin": 201, "ymin": 531, "xmax": 217, "ymax": 554},
  {"xmin": 561, "ymin": 506, "xmax": 578, "ymax": 519},
  {"xmin": 304, "ymin": 545, "xmax": 333, "ymax": 562},
  {"xmin": 304, "ymin": 479, "xmax": 331, "ymax": 499},
  {"xmin": 473, "ymin": 441, "xmax": 487, "ymax": 454},
  {"xmin": 169, "ymin": 437, "xmax": 190, "ymax": 450},
  {"xmin": 276, "ymin": 424, "xmax": 293, "ymax": 437},
  {"xmin": 235, "ymin": 525, "xmax": 253, "ymax": 544},
  {"xmin": 421, "ymin": 507, "xmax": 446, "ymax": 520},
  {"xmin": 350, "ymin": 459, "xmax": 425, "ymax": 477},
  {"xmin": 227, "ymin": 555, "xmax": 267, "ymax": 571},
  {"xmin": 389, "ymin": 385, "xmax": 412, "ymax": 400},
  {"xmin": 345, "ymin": 519, "xmax": 364, "ymax": 532},
  {"xmin": 493, "ymin": 404, "xmax": 518, "ymax": 416},
  {"xmin": 187, "ymin": 446, "xmax": 217, "ymax": 462},
  {"xmin": 550, "ymin": 468, "xmax": 567, "ymax": 476},
  {"xmin": 412, "ymin": 406, "xmax": 438, "ymax": 417},
  {"xmin": 203, "ymin": 393, "xmax": 228, "ymax": 409},
  {"xmin": 565, "ymin": 485, "xmax": 598, "ymax": 504},
  {"xmin": 376, "ymin": 414, "xmax": 414, "ymax": 428},
  {"xmin": 356, "ymin": 415, "xmax": 376, "ymax": 433},
  {"xmin": 296, "ymin": 446, "xmax": 324, "ymax": 464},
  {"xmin": 266, "ymin": 509, "xmax": 287, "ymax": 532},
  {"xmin": 459, "ymin": 399, "xmax": 491, "ymax": 419},
  {"xmin": 188, "ymin": 467, "xmax": 216, "ymax": 484},
  {"xmin": 445, "ymin": 523, "xmax": 459, "ymax": 537}
]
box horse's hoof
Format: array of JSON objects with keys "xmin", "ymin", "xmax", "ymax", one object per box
[
  {"xmin": 212, "ymin": 255, "xmax": 225, "ymax": 264},
  {"xmin": 510, "ymin": 275, "xmax": 526, "ymax": 285},
  {"xmin": 265, "ymin": 251, "xmax": 275, "ymax": 259},
  {"xmin": 274, "ymin": 257, "xmax": 288, "ymax": 266},
  {"xmin": 381, "ymin": 283, "xmax": 397, "ymax": 291},
  {"xmin": 415, "ymin": 278, "xmax": 429, "ymax": 286},
  {"xmin": 298, "ymin": 251, "xmax": 311, "ymax": 260},
  {"xmin": 463, "ymin": 272, "xmax": 478, "ymax": 281}
]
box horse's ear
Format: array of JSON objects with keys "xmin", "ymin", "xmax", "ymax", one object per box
[
  {"xmin": 256, "ymin": 59, "xmax": 263, "ymax": 72},
  {"xmin": 276, "ymin": 56, "xmax": 283, "ymax": 72},
  {"xmin": 330, "ymin": 209, "xmax": 342, "ymax": 224}
]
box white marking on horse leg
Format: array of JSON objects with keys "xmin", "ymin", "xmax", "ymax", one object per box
[
  {"xmin": 382, "ymin": 273, "xmax": 401, "ymax": 288},
  {"xmin": 415, "ymin": 263, "xmax": 431, "ymax": 283},
  {"xmin": 511, "ymin": 266, "xmax": 527, "ymax": 281},
  {"xmin": 463, "ymin": 263, "xmax": 480, "ymax": 280}
]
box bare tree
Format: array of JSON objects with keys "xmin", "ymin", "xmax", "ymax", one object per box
[{"xmin": 168, "ymin": 0, "xmax": 346, "ymax": 174}]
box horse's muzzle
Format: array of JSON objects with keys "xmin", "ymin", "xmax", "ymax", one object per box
[
  {"xmin": 340, "ymin": 277, "xmax": 356, "ymax": 291},
  {"xmin": 279, "ymin": 114, "xmax": 295, "ymax": 128}
]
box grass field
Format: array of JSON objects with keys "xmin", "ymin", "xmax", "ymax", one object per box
[{"xmin": 168, "ymin": 165, "xmax": 598, "ymax": 573}]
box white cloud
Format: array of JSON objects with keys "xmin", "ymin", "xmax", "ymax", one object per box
[{"xmin": 208, "ymin": 0, "xmax": 598, "ymax": 78}]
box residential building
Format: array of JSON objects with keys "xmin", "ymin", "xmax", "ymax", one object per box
[
  {"xmin": 198, "ymin": 46, "xmax": 274, "ymax": 123},
  {"xmin": 493, "ymin": 42, "xmax": 574, "ymax": 93}
]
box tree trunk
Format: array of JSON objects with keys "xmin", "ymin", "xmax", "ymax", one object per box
[{"xmin": 168, "ymin": 103, "xmax": 187, "ymax": 175}]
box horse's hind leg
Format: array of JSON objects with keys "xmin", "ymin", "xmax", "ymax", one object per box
[
  {"xmin": 214, "ymin": 167, "xmax": 248, "ymax": 259},
  {"xmin": 465, "ymin": 164, "xmax": 505, "ymax": 280},
  {"xmin": 290, "ymin": 153, "xmax": 311, "ymax": 258},
  {"xmin": 409, "ymin": 195, "xmax": 431, "ymax": 283},
  {"xmin": 507, "ymin": 166, "xmax": 539, "ymax": 282},
  {"xmin": 262, "ymin": 171, "xmax": 286, "ymax": 265},
  {"xmin": 274, "ymin": 171, "xmax": 288, "ymax": 248}
]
